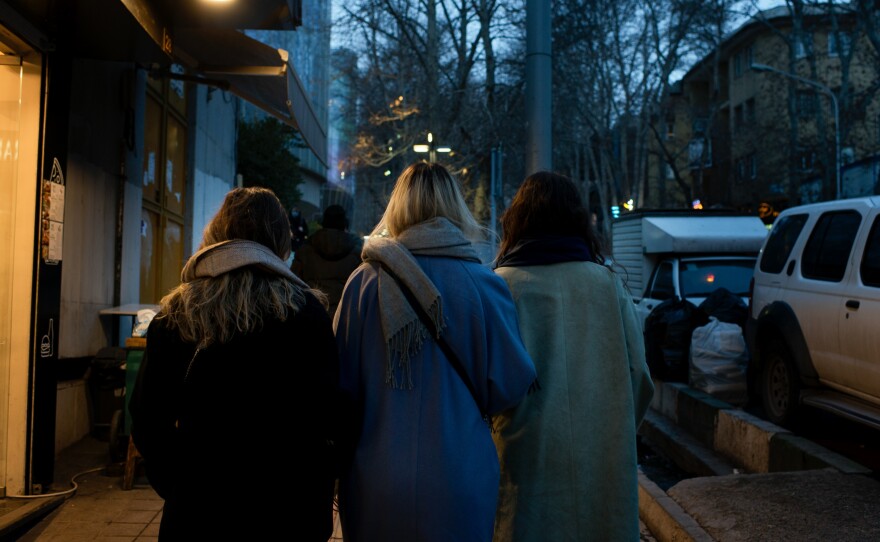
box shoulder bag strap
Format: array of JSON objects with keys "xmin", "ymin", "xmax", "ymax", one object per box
[{"xmin": 377, "ymin": 262, "xmax": 490, "ymax": 423}]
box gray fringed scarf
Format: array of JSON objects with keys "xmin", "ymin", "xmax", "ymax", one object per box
[
  {"xmin": 361, "ymin": 217, "xmax": 481, "ymax": 389},
  {"xmin": 181, "ymin": 239, "xmax": 309, "ymax": 288}
]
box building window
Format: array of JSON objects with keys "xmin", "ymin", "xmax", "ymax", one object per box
[
  {"xmin": 794, "ymin": 33, "xmax": 813, "ymax": 59},
  {"xmin": 734, "ymin": 52, "xmax": 743, "ymax": 77},
  {"xmin": 734, "ymin": 104, "xmax": 744, "ymax": 129},
  {"xmin": 796, "ymin": 91, "xmax": 817, "ymax": 117},
  {"xmin": 735, "ymin": 157, "xmax": 746, "ymax": 181},
  {"xmin": 797, "ymin": 149, "xmax": 816, "ymax": 172},
  {"xmin": 688, "ymin": 137, "xmax": 711, "ymax": 169},
  {"xmin": 745, "ymin": 98, "xmax": 756, "ymax": 124},
  {"xmin": 748, "ymin": 153, "xmax": 757, "ymax": 179},
  {"xmin": 664, "ymin": 161, "xmax": 675, "ymax": 180},
  {"xmin": 141, "ymin": 69, "xmax": 188, "ymax": 304},
  {"xmin": 664, "ymin": 119, "xmax": 675, "ymax": 140},
  {"xmin": 828, "ymin": 31, "xmax": 852, "ymax": 57}
]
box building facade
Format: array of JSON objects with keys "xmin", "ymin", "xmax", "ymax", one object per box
[
  {"xmin": 647, "ymin": 5, "xmax": 880, "ymax": 213},
  {"xmin": 244, "ymin": 0, "xmax": 333, "ymax": 223},
  {"xmin": 0, "ymin": 0, "xmax": 325, "ymax": 496}
]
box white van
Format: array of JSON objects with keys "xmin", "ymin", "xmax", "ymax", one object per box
[
  {"xmin": 746, "ymin": 196, "xmax": 880, "ymax": 429},
  {"xmin": 612, "ymin": 211, "xmax": 769, "ymax": 327}
]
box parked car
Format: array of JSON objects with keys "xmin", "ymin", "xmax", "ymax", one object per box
[{"xmin": 746, "ymin": 196, "xmax": 880, "ymax": 429}]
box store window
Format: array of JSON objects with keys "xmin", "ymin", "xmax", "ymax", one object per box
[{"xmin": 140, "ymin": 70, "xmax": 187, "ymax": 303}]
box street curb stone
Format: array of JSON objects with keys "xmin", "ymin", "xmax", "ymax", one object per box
[{"xmin": 638, "ymin": 471, "xmax": 715, "ymax": 542}]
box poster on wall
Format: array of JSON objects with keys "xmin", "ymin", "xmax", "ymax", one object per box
[{"xmin": 40, "ymin": 157, "xmax": 65, "ymax": 264}]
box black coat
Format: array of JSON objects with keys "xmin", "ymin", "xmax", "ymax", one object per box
[{"xmin": 130, "ymin": 292, "xmax": 340, "ymax": 541}]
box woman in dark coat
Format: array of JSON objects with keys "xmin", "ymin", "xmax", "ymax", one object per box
[{"xmin": 130, "ymin": 187, "xmax": 340, "ymax": 541}]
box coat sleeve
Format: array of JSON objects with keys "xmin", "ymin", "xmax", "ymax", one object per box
[
  {"xmin": 480, "ymin": 272, "xmax": 538, "ymax": 416},
  {"xmin": 332, "ymin": 267, "xmax": 369, "ymax": 469},
  {"xmin": 128, "ymin": 318, "xmax": 186, "ymax": 499},
  {"xmin": 617, "ymin": 276, "xmax": 655, "ymax": 428}
]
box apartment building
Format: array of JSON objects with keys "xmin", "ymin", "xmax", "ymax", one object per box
[{"xmin": 648, "ymin": 5, "xmax": 880, "ymax": 212}]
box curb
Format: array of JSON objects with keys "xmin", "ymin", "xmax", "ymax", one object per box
[
  {"xmin": 638, "ymin": 380, "xmax": 873, "ymax": 541},
  {"xmin": 0, "ymin": 495, "xmax": 65, "ymax": 540},
  {"xmin": 637, "ymin": 471, "xmax": 714, "ymax": 542},
  {"xmin": 649, "ymin": 380, "xmax": 871, "ymax": 474}
]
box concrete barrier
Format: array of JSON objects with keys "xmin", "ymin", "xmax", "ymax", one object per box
[{"xmin": 645, "ymin": 379, "xmax": 868, "ymax": 474}]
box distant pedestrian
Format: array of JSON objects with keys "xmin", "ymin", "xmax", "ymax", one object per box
[
  {"xmin": 333, "ymin": 162, "xmax": 538, "ymax": 542},
  {"xmin": 129, "ymin": 187, "xmax": 340, "ymax": 541},
  {"xmin": 492, "ymin": 172, "xmax": 655, "ymax": 542},
  {"xmin": 290, "ymin": 205, "xmax": 310, "ymax": 251},
  {"xmin": 292, "ymin": 204, "xmax": 364, "ymax": 315}
]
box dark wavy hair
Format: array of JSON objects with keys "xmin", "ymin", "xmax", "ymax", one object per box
[{"xmin": 497, "ymin": 171, "xmax": 605, "ymax": 264}]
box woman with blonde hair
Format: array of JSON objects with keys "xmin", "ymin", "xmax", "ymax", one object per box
[
  {"xmin": 492, "ymin": 172, "xmax": 654, "ymax": 542},
  {"xmin": 334, "ymin": 162, "xmax": 537, "ymax": 542},
  {"xmin": 130, "ymin": 187, "xmax": 340, "ymax": 541}
]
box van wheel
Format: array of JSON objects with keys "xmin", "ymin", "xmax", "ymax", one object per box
[{"xmin": 760, "ymin": 340, "xmax": 801, "ymax": 426}]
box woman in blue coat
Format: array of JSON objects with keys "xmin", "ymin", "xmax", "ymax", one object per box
[
  {"xmin": 334, "ymin": 162, "xmax": 537, "ymax": 542},
  {"xmin": 492, "ymin": 172, "xmax": 654, "ymax": 542}
]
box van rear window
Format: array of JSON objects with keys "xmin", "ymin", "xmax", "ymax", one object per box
[{"xmin": 759, "ymin": 214, "xmax": 808, "ymax": 274}]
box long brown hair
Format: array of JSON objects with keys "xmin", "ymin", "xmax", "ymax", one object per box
[
  {"xmin": 497, "ymin": 171, "xmax": 605, "ymax": 264},
  {"xmin": 159, "ymin": 187, "xmax": 317, "ymax": 347}
]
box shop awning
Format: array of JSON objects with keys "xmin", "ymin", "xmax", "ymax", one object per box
[
  {"xmin": 174, "ymin": 28, "xmax": 327, "ymax": 168},
  {"xmin": 113, "ymin": 0, "xmax": 326, "ymax": 167}
]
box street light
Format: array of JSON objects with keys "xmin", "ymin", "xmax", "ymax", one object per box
[
  {"xmin": 750, "ymin": 62, "xmax": 841, "ymax": 200},
  {"xmin": 413, "ymin": 132, "xmax": 452, "ymax": 163}
]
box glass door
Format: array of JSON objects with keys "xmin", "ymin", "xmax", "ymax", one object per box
[{"xmin": 0, "ymin": 53, "xmax": 23, "ymax": 495}]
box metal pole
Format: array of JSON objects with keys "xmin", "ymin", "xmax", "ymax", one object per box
[
  {"xmin": 526, "ymin": 0, "xmax": 552, "ymax": 174},
  {"xmin": 750, "ymin": 63, "xmax": 841, "ymax": 199},
  {"xmin": 490, "ymin": 149, "xmax": 497, "ymax": 230}
]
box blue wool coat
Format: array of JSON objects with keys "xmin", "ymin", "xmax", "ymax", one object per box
[
  {"xmin": 334, "ymin": 256, "xmax": 537, "ymax": 542},
  {"xmin": 493, "ymin": 261, "xmax": 655, "ymax": 542}
]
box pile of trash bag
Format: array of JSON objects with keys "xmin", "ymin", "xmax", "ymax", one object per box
[
  {"xmin": 644, "ymin": 288, "xmax": 750, "ymax": 389},
  {"xmin": 688, "ymin": 316, "xmax": 749, "ymax": 405},
  {"xmin": 644, "ymin": 298, "xmax": 709, "ymax": 382}
]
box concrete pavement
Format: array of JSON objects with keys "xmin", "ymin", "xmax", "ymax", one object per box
[{"xmin": 3, "ymin": 378, "xmax": 878, "ymax": 541}]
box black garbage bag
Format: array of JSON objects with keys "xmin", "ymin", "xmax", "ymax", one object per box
[
  {"xmin": 698, "ymin": 287, "xmax": 748, "ymax": 329},
  {"xmin": 644, "ymin": 298, "xmax": 709, "ymax": 382}
]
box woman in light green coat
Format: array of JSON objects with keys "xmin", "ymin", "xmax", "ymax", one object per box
[{"xmin": 492, "ymin": 172, "xmax": 655, "ymax": 542}]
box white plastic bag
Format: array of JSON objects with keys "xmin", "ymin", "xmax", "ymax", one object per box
[
  {"xmin": 689, "ymin": 316, "xmax": 749, "ymax": 405},
  {"xmin": 132, "ymin": 309, "xmax": 157, "ymax": 338}
]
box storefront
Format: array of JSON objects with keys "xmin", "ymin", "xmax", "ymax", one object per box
[{"xmin": 0, "ymin": 0, "xmax": 325, "ymax": 496}]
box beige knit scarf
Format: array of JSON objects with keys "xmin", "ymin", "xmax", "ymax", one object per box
[
  {"xmin": 361, "ymin": 217, "xmax": 481, "ymax": 389},
  {"xmin": 181, "ymin": 239, "xmax": 309, "ymax": 289}
]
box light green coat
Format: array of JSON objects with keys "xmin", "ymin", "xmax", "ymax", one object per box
[{"xmin": 493, "ymin": 261, "xmax": 654, "ymax": 542}]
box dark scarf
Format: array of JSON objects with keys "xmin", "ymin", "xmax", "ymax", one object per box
[{"xmin": 494, "ymin": 235, "xmax": 593, "ymax": 269}]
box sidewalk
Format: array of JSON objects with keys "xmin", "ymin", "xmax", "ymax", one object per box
[
  {"xmin": 1, "ymin": 436, "xmax": 344, "ymax": 541},
  {"xmin": 4, "ymin": 435, "xmax": 658, "ymax": 541},
  {"xmin": 4, "ymin": 379, "xmax": 879, "ymax": 541},
  {"xmin": 637, "ymin": 381, "xmax": 880, "ymax": 541}
]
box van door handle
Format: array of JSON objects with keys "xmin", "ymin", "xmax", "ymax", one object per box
[
  {"xmin": 786, "ymin": 260, "xmax": 796, "ymax": 276},
  {"xmin": 846, "ymin": 300, "xmax": 860, "ymax": 309}
]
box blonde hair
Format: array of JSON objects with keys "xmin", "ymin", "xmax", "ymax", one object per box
[
  {"xmin": 372, "ymin": 162, "xmax": 483, "ymax": 238},
  {"xmin": 159, "ymin": 187, "xmax": 324, "ymax": 348}
]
